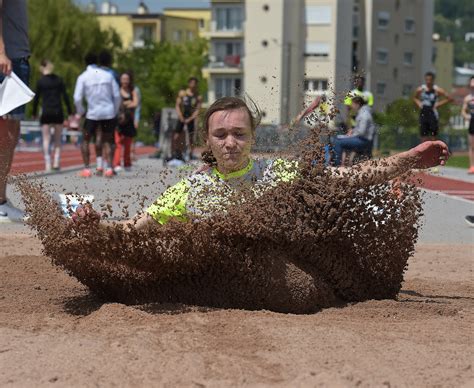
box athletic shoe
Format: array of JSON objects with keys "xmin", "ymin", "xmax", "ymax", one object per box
[
  {"xmin": 468, "ymin": 166, "xmax": 474, "ymax": 175},
  {"xmin": 79, "ymin": 168, "xmax": 92, "ymax": 178},
  {"xmin": 465, "ymin": 215, "xmax": 474, "ymax": 227},
  {"xmin": 429, "ymin": 167, "xmax": 440, "ymax": 174},
  {"xmin": 52, "ymin": 166, "xmax": 60, "ymax": 172},
  {"xmin": 114, "ymin": 166, "xmax": 123, "ymax": 173},
  {"xmin": 124, "ymin": 166, "xmax": 132, "ymax": 172},
  {"xmin": 96, "ymin": 167, "xmax": 104, "ymax": 176},
  {"xmin": 0, "ymin": 201, "xmax": 26, "ymax": 223},
  {"xmin": 104, "ymin": 168, "xmax": 114, "ymax": 178}
]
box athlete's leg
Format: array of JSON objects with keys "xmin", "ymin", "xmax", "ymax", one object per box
[
  {"xmin": 468, "ymin": 133, "xmax": 474, "ymax": 173},
  {"xmin": 41, "ymin": 124, "xmax": 52, "ymax": 171},
  {"xmin": 0, "ymin": 118, "xmax": 20, "ymax": 202},
  {"xmin": 52, "ymin": 124, "xmax": 63, "ymax": 169}
]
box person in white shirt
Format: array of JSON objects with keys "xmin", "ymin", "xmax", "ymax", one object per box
[{"xmin": 73, "ymin": 52, "xmax": 121, "ymax": 178}]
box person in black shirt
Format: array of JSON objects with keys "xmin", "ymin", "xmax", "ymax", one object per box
[{"xmin": 32, "ymin": 60, "xmax": 72, "ymax": 171}]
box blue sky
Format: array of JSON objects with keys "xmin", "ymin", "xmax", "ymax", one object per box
[{"xmin": 75, "ymin": 0, "xmax": 210, "ymax": 13}]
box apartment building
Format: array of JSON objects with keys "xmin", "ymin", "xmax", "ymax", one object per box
[
  {"xmin": 202, "ymin": 0, "xmax": 245, "ymax": 106},
  {"xmin": 163, "ymin": 8, "xmax": 212, "ymax": 38},
  {"xmin": 204, "ymin": 0, "xmax": 434, "ymax": 122},
  {"xmin": 354, "ymin": 0, "xmax": 434, "ymax": 110},
  {"xmin": 94, "ymin": 1, "xmax": 200, "ymax": 49}
]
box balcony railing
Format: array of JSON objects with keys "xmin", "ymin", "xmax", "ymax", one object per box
[{"xmin": 207, "ymin": 55, "xmax": 242, "ymax": 69}]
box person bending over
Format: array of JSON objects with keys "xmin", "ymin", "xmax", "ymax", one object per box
[{"xmin": 75, "ymin": 97, "xmax": 449, "ymax": 229}]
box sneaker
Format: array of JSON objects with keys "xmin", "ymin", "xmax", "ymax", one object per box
[
  {"xmin": 124, "ymin": 166, "xmax": 132, "ymax": 172},
  {"xmin": 104, "ymin": 168, "xmax": 114, "ymax": 178},
  {"xmin": 96, "ymin": 167, "xmax": 104, "ymax": 176},
  {"xmin": 468, "ymin": 167, "xmax": 474, "ymax": 175},
  {"xmin": 429, "ymin": 167, "xmax": 440, "ymax": 174},
  {"xmin": 79, "ymin": 168, "xmax": 92, "ymax": 178},
  {"xmin": 465, "ymin": 215, "xmax": 474, "ymax": 227},
  {"xmin": 0, "ymin": 201, "xmax": 26, "ymax": 223},
  {"xmin": 114, "ymin": 166, "xmax": 123, "ymax": 173}
]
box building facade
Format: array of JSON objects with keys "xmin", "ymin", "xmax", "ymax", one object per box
[{"xmin": 354, "ymin": 0, "xmax": 434, "ymax": 110}]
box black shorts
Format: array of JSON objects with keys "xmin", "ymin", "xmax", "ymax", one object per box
[
  {"xmin": 40, "ymin": 111, "xmax": 64, "ymax": 125},
  {"xmin": 174, "ymin": 119, "xmax": 195, "ymax": 135},
  {"xmin": 84, "ymin": 118, "xmax": 117, "ymax": 136},
  {"xmin": 419, "ymin": 109, "xmax": 439, "ymax": 137},
  {"xmin": 469, "ymin": 118, "xmax": 474, "ymax": 135}
]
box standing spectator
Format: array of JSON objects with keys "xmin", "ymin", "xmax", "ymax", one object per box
[
  {"xmin": 74, "ymin": 52, "xmax": 121, "ymax": 178},
  {"xmin": 173, "ymin": 77, "xmax": 203, "ymax": 161},
  {"xmin": 461, "ymin": 76, "xmax": 474, "ymax": 174},
  {"xmin": 334, "ymin": 96, "xmax": 375, "ymax": 166},
  {"xmin": 114, "ymin": 72, "xmax": 138, "ymax": 171},
  {"xmin": 0, "ymin": 0, "xmax": 30, "ymax": 222},
  {"xmin": 32, "ymin": 60, "xmax": 72, "ymax": 172},
  {"xmin": 413, "ymin": 71, "xmax": 452, "ymax": 143}
]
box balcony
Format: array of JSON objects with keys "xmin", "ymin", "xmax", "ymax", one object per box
[
  {"xmin": 202, "ymin": 21, "xmax": 244, "ymax": 39},
  {"xmin": 204, "ymin": 55, "xmax": 243, "ymax": 74}
]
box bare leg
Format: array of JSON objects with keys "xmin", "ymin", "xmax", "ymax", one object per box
[
  {"xmin": 81, "ymin": 128, "xmax": 91, "ymax": 168},
  {"xmin": 52, "ymin": 124, "xmax": 63, "ymax": 169},
  {"xmin": 41, "ymin": 124, "xmax": 51, "ymax": 171},
  {"xmin": 102, "ymin": 130, "xmax": 115, "ymax": 172},
  {"xmin": 95, "ymin": 128, "xmax": 103, "ymax": 170},
  {"xmin": 0, "ymin": 119, "xmax": 20, "ymax": 202},
  {"xmin": 469, "ymin": 134, "xmax": 474, "ymax": 171}
]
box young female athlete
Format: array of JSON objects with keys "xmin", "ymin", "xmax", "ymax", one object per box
[{"xmin": 74, "ymin": 97, "xmax": 450, "ymax": 228}]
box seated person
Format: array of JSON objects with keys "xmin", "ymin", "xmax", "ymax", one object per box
[{"xmin": 334, "ymin": 96, "xmax": 375, "ymax": 166}]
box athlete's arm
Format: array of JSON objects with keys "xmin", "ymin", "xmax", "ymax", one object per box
[
  {"xmin": 0, "ymin": 0, "xmax": 11, "ymax": 75},
  {"xmin": 73, "ymin": 75, "xmax": 85, "ymax": 116},
  {"xmin": 412, "ymin": 87, "xmax": 423, "ymax": 109},
  {"xmin": 124, "ymin": 89, "xmax": 139, "ymax": 109},
  {"xmin": 175, "ymin": 91, "xmax": 185, "ymax": 122},
  {"xmin": 434, "ymin": 88, "xmax": 453, "ymax": 109},
  {"xmin": 461, "ymin": 95, "xmax": 471, "ymax": 121},
  {"xmin": 187, "ymin": 95, "xmax": 203, "ymax": 123},
  {"xmin": 338, "ymin": 141, "xmax": 449, "ymax": 184}
]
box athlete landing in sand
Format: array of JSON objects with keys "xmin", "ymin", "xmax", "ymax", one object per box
[{"xmin": 74, "ymin": 97, "xmax": 450, "ymax": 230}]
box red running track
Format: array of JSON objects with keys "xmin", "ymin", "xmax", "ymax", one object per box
[
  {"xmin": 414, "ymin": 173, "xmax": 474, "ymax": 202},
  {"xmin": 10, "ymin": 144, "xmax": 157, "ymax": 174}
]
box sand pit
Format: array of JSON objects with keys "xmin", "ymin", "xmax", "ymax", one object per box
[{"xmin": 0, "ymin": 233, "xmax": 472, "ymax": 387}]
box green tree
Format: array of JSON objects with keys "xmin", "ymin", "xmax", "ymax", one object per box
[
  {"xmin": 28, "ymin": 0, "xmax": 121, "ymax": 109},
  {"xmin": 116, "ymin": 39, "xmax": 208, "ymax": 127}
]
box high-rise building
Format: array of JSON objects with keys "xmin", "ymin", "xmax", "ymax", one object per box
[{"xmin": 204, "ymin": 0, "xmax": 434, "ymax": 123}]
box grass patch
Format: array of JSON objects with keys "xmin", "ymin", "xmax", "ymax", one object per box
[{"xmin": 446, "ymin": 155, "xmax": 469, "ymax": 169}]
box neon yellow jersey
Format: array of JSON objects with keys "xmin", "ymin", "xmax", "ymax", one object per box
[
  {"xmin": 147, "ymin": 158, "xmax": 298, "ymax": 224},
  {"xmin": 344, "ymin": 89, "xmax": 374, "ymax": 107}
]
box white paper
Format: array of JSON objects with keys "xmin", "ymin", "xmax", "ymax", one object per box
[{"xmin": 0, "ymin": 71, "xmax": 35, "ymax": 116}]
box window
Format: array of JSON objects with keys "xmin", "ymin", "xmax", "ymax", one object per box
[
  {"xmin": 404, "ymin": 18, "xmax": 415, "ymax": 33},
  {"xmin": 213, "ymin": 41, "xmax": 242, "ymax": 64},
  {"xmin": 173, "ymin": 30, "xmax": 182, "ymax": 42},
  {"xmin": 215, "ymin": 77, "xmax": 241, "ymax": 99},
  {"xmin": 306, "ymin": 5, "xmax": 331, "ymax": 25},
  {"xmin": 305, "ymin": 42, "xmax": 330, "ymax": 57},
  {"xmin": 199, "ymin": 19, "xmax": 205, "ymax": 29},
  {"xmin": 187, "ymin": 30, "xmax": 194, "ymax": 40},
  {"xmin": 216, "ymin": 7, "xmax": 243, "ymax": 31},
  {"xmin": 304, "ymin": 79, "xmax": 328, "ymax": 92},
  {"xmin": 133, "ymin": 25, "xmax": 154, "ymax": 47},
  {"xmin": 376, "ymin": 82, "xmax": 386, "ymax": 95},
  {"xmin": 376, "ymin": 48, "xmax": 388, "ymax": 64},
  {"xmin": 377, "ymin": 11, "xmax": 390, "ymax": 29},
  {"xmin": 403, "ymin": 51, "xmax": 414, "ymax": 66},
  {"xmin": 402, "ymin": 84, "xmax": 413, "ymax": 97}
]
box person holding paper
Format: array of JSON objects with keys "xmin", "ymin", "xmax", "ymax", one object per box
[{"xmin": 0, "ymin": 0, "xmax": 31, "ymax": 222}]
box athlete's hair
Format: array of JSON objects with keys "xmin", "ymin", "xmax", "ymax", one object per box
[
  {"xmin": 201, "ymin": 96, "xmax": 261, "ymax": 165},
  {"xmin": 188, "ymin": 77, "xmax": 198, "ymax": 84},
  {"xmin": 470, "ymin": 76, "xmax": 474, "ymax": 82},
  {"xmin": 98, "ymin": 50, "xmax": 113, "ymax": 67},
  {"xmin": 425, "ymin": 71, "xmax": 435, "ymax": 79},
  {"xmin": 352, "ymin": 96, "xmax": 366, "ymax": 107},
  {"xmin": 84, "ymin": 53, "xmax": 97, "ymax": 66},
  {"xmin": 39, "ymin": 59, "xmax": 54, "ymax": 75}
]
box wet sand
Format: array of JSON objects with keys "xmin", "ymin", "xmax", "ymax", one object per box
[{"xmin": 1, "ymin": 233, "xmax": 472, "ymax": 387}]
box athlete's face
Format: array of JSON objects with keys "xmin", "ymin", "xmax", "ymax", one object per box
[
  {"xmin": 425, "ymin": 75, "xmax": 434, "ymax": 87},
  {"xmin": 189, "ymin": 79, "xmax": 198, "ymax": 91},
  {"xmin": 207, "ymin": 108, "xmax": 254, "ymax": 174}
]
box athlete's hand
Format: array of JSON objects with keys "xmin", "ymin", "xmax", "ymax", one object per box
[
  {"xmin": 0, "ymin": 52, "xmax": 12, "ymax": 75},
  {"xmin": 408, "ymin": 140, "xmax": 450, "ymax": 169},
  {"xmin": 71, "ymin": 204, "xmax": 101, "ymax": 224}
]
